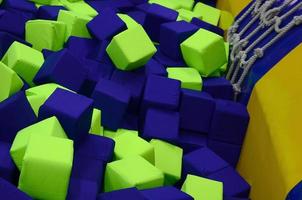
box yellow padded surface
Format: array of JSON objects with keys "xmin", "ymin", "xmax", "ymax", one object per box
[{"xmin": 216, "ymin": 0, "xmax": 252, "ymax": 16}]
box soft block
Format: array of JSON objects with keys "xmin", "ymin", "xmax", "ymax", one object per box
[
  {"xmin": 0, "ymin": 142, "xmax": 18, "ymax": 183},
  {"xmin": 209, "ymin": 99, "xmax": 249, "ymax": 145},
  {"xmin": 179, "ymin": 89, "xmax": 215, "ymax": 133},
  {"xmin": 67, "ymin": 178, "xmax": 98, "ymax": 200},
  {"xmin": 193, "ymin": 2, "xmax": 221, "ymax": 26},
  {"xmin": 18, "ymin": 135, "xmax": 73, "ymax": 200},
  {"xmin": 141, "ymin": 186, "xmax": 193, "ymax": 200},
  {"xmin": 0, "ymin": 177, "xmax": 32, "ymax": 200},
  {"xmin": 219, "ymin": 11, "xmax": 234, "ymax": 31},
  {"xmin": 181, "ymin": 174, "xmax": 223, "ymax": 200},
  {"xmin": 107, "ymin": 25, "xmax": 156, "ymax": 71},
  {"xmin": 180, "ymin": 29, "xmax": 226, "ymax": 77},
  {"xmin": 203, "ymin": 77, "xmax": 233, "ymax": 100},
  {"xmin": 34, "ymin": 49, "xmax": 87, "ymax": 92},
  {"xmin": 208, "ymin": 166, "xmax": 251, "ymax": 198},
  {"xmin": 167, "ymin": 68, "xmax": 202, "ymax": 91},
  {"xmin": 143, "ymin": 108, "xmax": 180, "ymax": 141},
  {"xmin": 104, "ymin": 156, "xmax": 164, "ymax": 192},
  {"xmin": 104, "ymin": 128, "xmax": 139, "ymax": 139},
  {"xmin": 150, "ymin": 139, "xmax": 183, "ymax": 185},
  {"xmin": 143, "ymin": 3, "xmax": 178, "ymax": 42},
  {"xmin": 0, "ymin": 62, "xmax": 23, "ymax": 102},
  {"xmin": 191, "ymin": 17, "xmax": 224, "ymax": 37},
  {"xmin": 39, "ymin": 88, "xmax": 93, "ymax": 141},
  {"xmin": 114, "ymin": 132, "xmax": 154, "ymax": 163},
  {"xmin": 0, "ymin": 32, "xmax": 31, "ymax": 59},
  {"xmin": 60, "ymin": 0, "xmax": 98, "ymax": 17},
  {"xmin": 87, "ymin": 9, "xmax": 126, "ymax": 41},
  {"xmin": 142, "ymin": 75, "xmax": 181, "ymax": 111},
  {"xmin": 160, "ymin": 21, "xmax": 198, "ymax": 60},
  {"xmin": 0, "ymin": 10, "xmax": 27, "ymax": 37},
  {"xmin": 98, "ymin": 187, "xmax": 146, "ymax": 200},
  {"xmin": 0, "ymin": 92, "xmax": 36, "ymax": 143},
  {"xmin": 37, "ymin": 5, "xmax": 66, "ymax": 20},
  {"xmin": 177, "ymin": 9, "xmax": 202, "ymax": 22},
  {"xmin": 25, "ymin": 20, "xmax": 66, "ymax": 51},
  {"xmin": 117, "ymin": 13, "xmax": 140, "ymax": 29},
  {"xmin": 90, "ymin": 109, "xmax": 104, "ymax": 136},
  {"xmin": 183, "ymin": 147, "xmax": 229, "ymax": 178},
  {"xmin": 144, "ymin": 58, "xmax": 167, "ymax": 77},
  {"xmin": 92, "ymin": 79, "xmax": 131, "ymax": 130},
  {"xmin": 1, "ymin": 41, "xmax": 44, "ymax": 86},
  {"xmin": 177, "ymin": 130, "xmax": 207, "ymax": 153}
]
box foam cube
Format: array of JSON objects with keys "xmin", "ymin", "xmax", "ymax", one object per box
[
  {"xmin": 208, "ymin": 166, "xmax": 251, "ymax": 198},
  {"xmin": 104, "ymin": 128, "xmax": 139, "ymax": 139},
  {"xmin": 0, "ymin": 142, "xmax": 18, "ymax": 183},
  {"xmin": 143, "ymin": 3, "xmax": 178, "ymax": 42},
  {"xmin": 142, "ymin": 75, "xmax": 181, "ymax": 111},
  {"xmin": 98, "ymin": 187, "xmax": 146, "ymax": 200},
  {"xmin": 90, "ymin": 109, "xmax": 104, "ymax": 136},
  {"xmin": 39, "ymin": 88, "xmax": 93, "ymax": 141},
  {"xmin": 0, "ymin": 92, "xmax": 37, "ymax": 143},
  {"xmin": 57, "ymin": 10, "xmax": 92, "ymax": 41},
  {"xmin": 181, "ymin": 174, "xmax": 223, "ymax": 200},
  {"xmin": 209, "ymin": 99, "xmax": 249, "ymax": 145},
  {"xmin": 143, "ymin": 108, "xmax": 180, "ymax": 141},
  {"xmin": 121, "ymin": 113, "xmax": 139, "ymax": 130},
  {"xmin": 167, "ymin": 68, "xmax": 202, "ymax": 91},
  {"xmin": 0, "ymin": 10, "xmax": 27, "ymax": 37},
  {"xmin": 177, "ymin": 130, "xmax": 208, "ymax": 153},
  {"xmin": 18, "ymin": 135, "xmax": 73, "ymax": 200},
  {"xmin": 34, "ymin": 49, "xmax": 87, "ymax": 92},
  {"xmin": 191, "ymin": 17, "xmax": 224, "ymax": 37},
  {"xmin": 203, "ymin": 77, "xmax": 233, "ymax": 100},
  {"xmin": 60, "ymin": 0, "xmax": 98, "ymax": 17},
  {"xmin": 65, "ymin": 36, "xmax": 98, "ymax": 60},
  {"xmin": 144, "ymin": 58, "xmax": 167, "ymax": 77},
  {"xmin": 107, "ymin": 25, "xmax": 156, "ymax": 71},
  {"xmin": 183, "ymin": 147, "xmax": 229, "ymax": 178},
  {"xmin": 3, "ymin": 0, "xmax": 37, "ymax": 16},
  {"xmin": 0, "ymin": 32, "xmax": 31, "ymax": 59},
  {"xmin": 75, "ymin": 134, "xmax": 115, "ymax": 163},
  {"xmin": 37, "ymin": 5, "xmax": 66, "ymax": 20},
  {"xmin": 219, "ymin": 11, "xmax": 234, "ymax": 31},
  {"xmin": 150, "ymin": 139, "xmax": 183, "ymax": 185},
  {"xmin": 87, "ymin": 8, "xmax": 126, "ymax": 41},
  {"xmin": 118, "ymin": 13, "xmax": 140, "ymax": 29},
  {"xmin": 127, "ymin": 10, "xmax": 146, "ymax": 25},
  {"xmin": 92, "ymin": 79, "xmax": 131, "ymax": 130},
  {"xmin": 177, "ymin": 9, "xmax": 202, "ymax": 22},
  {"xmin": 0, "ymin": 177, "xmax": 32, "ymax": 200},
  {"xmin": 141, "ymin": 186, "xmax": 193, "ymax": 200},
  {"xmin": 1, "ymin": 41, "xmax": 44, "ymax": 86},
  {"xmin": 154, "ymin": 48, "xmax": 186, "ymax": 67},
  {"xmin": 0, "ymin": 62, "xmax": 23, "ymax": 102},
  {"xmin": 193, "ymin": 2, "xmax": 221, "ymax": 26},
  {"xmin": 113, "ymin": 132, "xmax": 154, "ymax": 163},
  {"xmin": 10, "ymin": 117, "xmax": 67, "ymax": 170},
  {"xmin": 25, "ymin": 20, "xmax": 66, "ymax": 51},
  {"xmin": 104, "ymin": 156, "xmax": 164, "ymax": 192},
  {"xmin": 67, "ymin": 178, "xmax": 98, "ymax": 200},
  {"xmin": 179, "ymin": 89, "xmax": 215, "ymax": 133},
  {"xmin": 180, "ymin": 29, "xmax": 226, "ymax": 77},
  {"xmin": 160, "ymin": 21, "xmax": 198, "ymax": 60}
]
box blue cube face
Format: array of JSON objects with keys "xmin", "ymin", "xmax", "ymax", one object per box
[
  {"xmin": 144, "ymin": 58, "xmax": 167, "ymax": 77},
  {"xmin": 0, "ymin": 142, "xmax": 18, "ymax": 183},
  {"xmin": 141, "ymin": 186, "xmax": 194, "ymax": 200},
  {"xmin": 67, "ymin": 178, "xmax": 98, "ymax": 200},
  {"xmin": 203, "ymin": 78, "xmax": 234, "ymax": 100},
  {"xmin": 0, "ymin": 177, "xmax": 32, "ymax": 200},
  {"xmin": 191, "ymin": 18, "xmax": 224, "ymax": 37},
  {"xmin": 37, "ymin": 6, "xmax": 66, "ymax": 20},
  {"xmin": 98, "ymin": 187, "xmax": 146, "ymax": 200}
]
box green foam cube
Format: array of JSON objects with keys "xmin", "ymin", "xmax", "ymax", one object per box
[
  {"xmin": 149, "ymin": 0, "xmax": 194, "ymax": 10},
  {"xmin": 1, "ymin": 41, "xmax": 44, "ymax": 86},
  {"xmin": 104, "ymin": 128, "xmax": 139, "ymax": 139},
  {"xmin": 89, "ymin": 108, "xmax": 103, "ymax": 136},
  {"xmin": 26, "ymin": 20, "xmax": 66, "ymax": 51},
  {"xmin": 0, "ymin": 62, "xmax": 23, "ymax": 102},
  {"xmin": 193, "ymin": 2, "xmax": 221, "ymax": 26},
  {"xmin": 181, "ymin": 174, "xmax": 223, "ymax": 200},
  {"xmin": 106, "ymin": 25, "xmax": 157, "ymax": 71},
  {"xmin": 177, "ymin": 9, "xmax": 202, "ymax": 22},
  {"xmin": 104, "ymin": 156, "xmax": 164, "ymax": 192},
  {"xmin": 10, "ymin": 117, "xmax": 67, "ymax": 170},
  {"xmin": 57, "ymin": 10, "xmax": 92, "ymax": 41},
  {"xmin": 150, "ymin": 139, "xmax": 183, "ymax": 185},
  {"xmin": 113, "ymin": 133, "xmax": 154, "ymax": 164},
  {"xmin": 117, "ymin": 14, "xmax": 140, "ymax": 29},
  {"xmin": 180, "ymin": 29, "xmax": 227, "ymax": 77},
  {"xmin": 18, "ymin": 134, "xmax": 73, "ymax": 200},
  {"xmin": 167, "ymin": 67, "xmax": 202, "ymax": 91},
  {"xmin": 220, "ymin": 42, "xmax": 229, "ymax": 73},
  {"xmin": 59, "ymin": 0, "xmax": 98, "ymax": 17}
]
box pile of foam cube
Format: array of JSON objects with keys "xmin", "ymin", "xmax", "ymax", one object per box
[{"xmin": 0, "ymin": 0, "xmax": 250, "ymax": 200}]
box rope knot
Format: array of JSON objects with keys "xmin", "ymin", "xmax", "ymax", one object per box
[
  {"xmin": 294, "ymin": 16, "xmax": 302, "ymax": 25},
  {"xmin": 254, "ymin": 48, "xmax": 264, "ymax": 58}
]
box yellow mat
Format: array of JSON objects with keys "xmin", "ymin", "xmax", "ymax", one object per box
[{"xmin": 216, "ymin": 0, "xmax": 251, "ymax": 16}]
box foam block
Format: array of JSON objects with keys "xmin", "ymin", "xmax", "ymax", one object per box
[
  {"xmin": 219, "ymin": 11, "xmax": 234, "ymax": 31},
  {"xmin": 104, "ymin": 128, "xmax": 139, "ymax": 139},
  {"xmin": 179, "ymin": 89, "xmax": 215, "ymax": 133},
  {"xmin": 0, "ymin": 92, "xmax": 37, "ymax": 143},
  {"xmin": 150, "ymin": 139, "xmax": 183, "ymax": 185},
  {"xmin": 65, "ymin": 36, "xmax": 97, "ymax": 60},
  {"xmin": 143, "ymin": 3, "xmax": 178, "ymax": 42},
  {"xmin": 193, "ymin": 2, "xmax": 221, "ymax": 26},
  {"xmin": 160, "ymin": 21, "xmax": 198, "ymax": 60},
  {"xmin": 87, "ymin": 8, "xmax": 126, "ymax": 41},
  {"xmin": 154, "ymin": 48, "xmax": 186, "ymax": 67},
  {"xmin": 39, "ymin": 88, "xmax": 93, "ymax": 141},
  {"xmin": 141, "ymin": 186, "xmax": 193, "ymax": 200},
  {"xmin": 67, "ymin": 178, "xmax": 98, "ymax": 200},
  {"xmin": 208, "ymin": 166, "xmax": 251, "ymax": 198},
  {"xmin": 127, "ymin": 10, "xmax": 146, "ymax": 25},
  {"xmin": 177, "ymin": 9, "xmax": 202, "ymax": 22},
  {"xmin": 209, "ymin": 99, "xmax": 249, "ymax": 145},
  {"xmin": 57, "ymin": 10, "xmax": 92, "ymax": 41},
  {"xmin": 0, "ymin": 62, "xmax": 23, "ymax": 102},
  {"xmin": 143, "ymin": 108, "xmax": 180, "ymax": 141},
  {"xmin": 0, "ymin": 32, "xmax": 31, "ymax": 59},
  {"xmin": 167, "ymin": 68, "xmax": 202, "ymax": 91},
  {"xmin": 1, "ymin": 41, "xmax": 44, "ymax": 86},
  {"xmin": 183, "ymin": 147, "xmax": 229, "ymax": 178},
  {"xmin": 142, "ymin": 75, "xmax": 181, "ymax": 111},
  {"xmin": 106, "ymin": 25, "xmax": 156, "ymax": 71},
  {"xmin": 90, "ymin": 109, "xmax": 103, "ymax": 136},
  {"xmin": 0, "ymin": 10, "xmax": 27, "ymax": 37},
  {"xmin": 18, "ymin": 135, "xmax": 73, "ymax": 200},
  {"xmin": 34, "ymin": 49, "xmax": 87, "ymax": 92},
  {"xmin": 104, "ymin": 156, "xmax": 164, "ymax": 192},
  {"xmin": 177, "ymin": 130, "xmax": 208, "ymax": 153},
  {"xmin": 92, "ymin": 78, "xmax": 131, "ymax": 130},
  {"xmin": 117, "ymin": 13, "xmax": 140, "ymax": 29},
  {"xmin": 60, "ymin": 0, "xmax": 98, "ymax": 17},
  {"xmin": 114, "ymin": 132, "xmax": 154, "ymax": 163},
  {"xmin": 0, "ymin": 177, "xmax": 32, "ymax": 200},
  {"xmin": 10, "ymin": 116, "xmax": 67, "ymax": 170},
  {"xmin": 37, "ymin": 5, "xmax": 66, "ymax": 20},
  {"xmin": 3, "ymin": 0, "xmax": 37, "ymax": 17},
  {"xmin": 98, "ymin": 187, "xmax": 146, "ymax": 200},
  {"xmin": 191, "ymin": 17, "xmax": 224, "ymax": 37},
  {"xmin": 144, "ymin": 58, "xmax": 167, "ymax": 77},
  {"xmin": 181, "ymin": 174, "xmax": 223, "ymax": 200},
  {"xmin": 0, "ymin": 142, "xmax": 18, "ymax": 184},
  {"xmin": 25, "ymin": 20, "xmax": 66, "ymax": 51},
  {"xmin": 203, "ymin": 77, "xmax": 233, "ymax": 100},
  {"xmin": 180, "ymin": 29, "xmax": 226, "ymax": 77}
]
